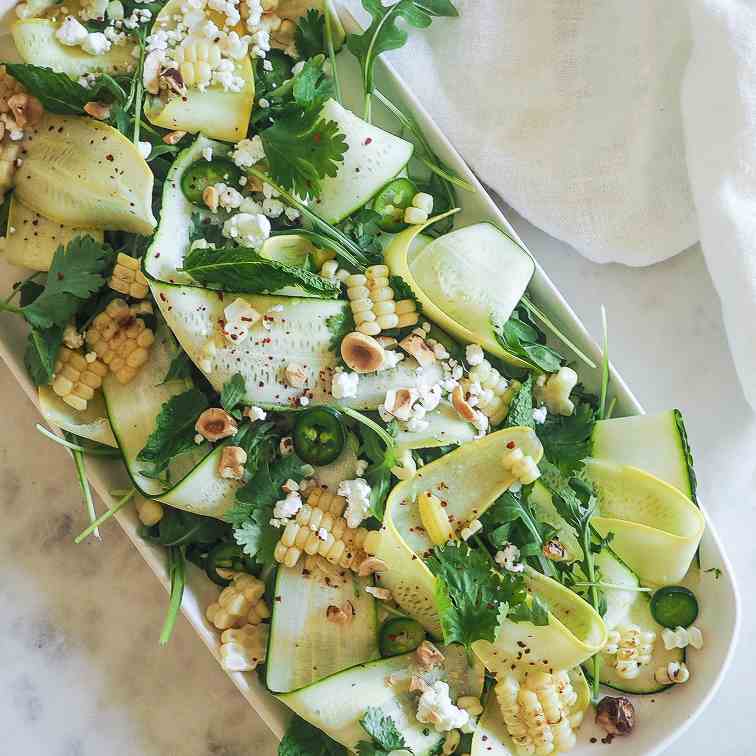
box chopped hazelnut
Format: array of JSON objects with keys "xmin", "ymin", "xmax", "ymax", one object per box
[
  {"xmin": 415, "ymin": 640, "xmax": 445, "ymax": 669},
  {"xmin": 326, "ymin": 601, "xmax": 354, "ymax": 625},
  {"xmin": 195, "ymin": 407, "xmax": 238, "ymax": 442},
  {"xmin": 399, "ymin": 334, "xmax": 436, "ymax": 367},
  {"xmin": 83, "ymin": 101, "xmax": 111, "ymax": 120},
  {"xmin": 341, "ymin": 331, "xmax": 385, "ymax": 373},
  {"xmin": 542, "ymin": 539, "xmax": 567, "ymax": 561},
  {"xmin": 159, "ymin": 67, "xmax": 186, "ymax": 97},
  {"xmin": 218, "ymin": 445, "xmax": 247, "ymax": 480},
  {"xmin": 409, "ymin": 675, "xmax": 430, "ymax": 694},
  {"xmin": 384, "ymin": 388, "xmax": 417, "ymax": 421},
  {"xmin": 163, "ymin": 130, "xmax": 187, "ymax": 145},
  {"xmin": 365, "ymin": 586, "xmax": 392, "ymax": 601},
  {"xmin": 284, "ymin": 362, "xmax": 308, "ymax": 389},
  {"xmin": 357, "ymin": 556, "xmax": 389, "ymax": 577},
  {"xmin": 203, "ymin": 185, "xmax": 219, "ymax": 212},
  {"xmin": 8, "ymin": 93, "xmax": 42, "ymax": 128},
  {"xmin": 451, "ymin": 385, "xmax": 477, "ymax": 423}
]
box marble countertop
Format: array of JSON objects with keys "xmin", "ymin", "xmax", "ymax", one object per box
[{"xmin": 1, "ymin": 206, "xmax": 753, "ymax": 755}]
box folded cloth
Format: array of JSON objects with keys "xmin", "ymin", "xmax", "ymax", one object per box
[{"xmin": 343, "ymin": 0, "xmax": 756, "ymax": 408}]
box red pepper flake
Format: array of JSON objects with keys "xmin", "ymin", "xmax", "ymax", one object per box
[
  {"xmin": 506, "ymin": 441, "xmax": 516, "ymax": 449},
  {"xmin": 105, "ymin": 154, "xmax": 114, "ymax": 162},
  {"xmin": 364, "ymin": 137, "xmax": 373, "ymax": 146},
  {"xmin": 313, "ymin": 132, "xmax": 322, "ymax": 144}
]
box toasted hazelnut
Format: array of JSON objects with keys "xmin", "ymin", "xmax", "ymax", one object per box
[
  {"xmin": 326, "ymin": 601, "xmax": 354, "ymax": 625},
  {"xmin": 357, "ymin": 556, "xmax": 389, "ymax": 577},
  {"xmin": 83, "ymin": 101, "xmax": 111, "ymax": 120},
  {"xmin": 142, "ymin": 50, "xmax": 162, "ymax": 95},
  {"xmin": 341, "ymin": 331, "xmax": 385, "ymax": 373},
  {"xmin": 284, "ymin": 362, "xmax": 308, "ymax": 389},
  {"xmin": 163, "ymin": 130, "xmax": 187, "ymax": 145},
  {"xmin": 542, "ymin": 538, "xmax": 567, "ymax": 561},
  {"xmin": 376, "ymin": 335, "xmax": 397, "ymax": 348},
  {"xmin": 195, "ymin": 407, "xmax": 238, "ymax": 442},
  {"xmin": 415, "ymin": 640, "xmax": 445, "ymax": 669},
  {"xmin": 203, "ymin": 185, "xmax": 219, "ymax": 212},
  {"xmin": 595, "ymin": 696, "xmax": 635, "ymax": 736},
  {"xmin": 451, "ymin": 385, "xmax": 477, "ymax": 423},
  {"xmin": 384, "ymin": 388, "xmax": 417, "ymax": 422},
  {"xmin": 399, "ymin": 334, "xmax": 436, "ymax": 367},
  {"xmin": 409, "ymin": 675, "xmax": 430, "ymax": 694},
  {"xmin": 159, "ymin": 67, "xmax": 186, "ymax": 97},
  {"xmin": 365, "ymin": 586, "xmax": 392, "ymax": 601},
  {"xmin": 8, "ymin": 93, "xmax": 42, "ymax": 128},
  {"xmin": 218, "ymin": 445, "xmax": 247, "ymax": 480}
]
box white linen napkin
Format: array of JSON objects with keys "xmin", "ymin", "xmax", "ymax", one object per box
[{"xmin": 343, "ymin": 0, "xmax": 756, "ymax": 408}]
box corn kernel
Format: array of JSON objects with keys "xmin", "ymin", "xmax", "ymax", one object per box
[{"xmin": 417, "ymin": 491, "xmax": 454, "ymax": 545}]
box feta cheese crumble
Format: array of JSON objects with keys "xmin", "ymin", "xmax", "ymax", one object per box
[
  {"xmin": 337, "ymin": 478, "xmax": 373, "ymax": 529},
  {"xmin": 532, "ymin": 406, "xmax": 548, "ymax": 424},
  {"xmin": 222, "ymin": 212, "xmax": 271, "ymax": 248},
  {"xmin": 495, "ymin": 543, "xmax": 524, "ymax": 573},
  {"xmin": 331, "ymin": 370, "xmax": 359, "ymax": 399},
  {"xmin": 222, "ymin": 298, "xmax": 261, "ymax": 344},
  {"xmin": 465, "ymin": 343, "xmax": 484, "ymax": 366},
  {"xmin": 231, "ymin": 136, "xmax": 265, "ymax": 168},
  {"xmin": 416, "ymin": 681, "xmax": 470, "ymax": 733}
]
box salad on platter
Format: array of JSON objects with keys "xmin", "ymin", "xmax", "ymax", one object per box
[{"xmin": 0, "ymin": 0, "xmax": 713, "ymax": 753}]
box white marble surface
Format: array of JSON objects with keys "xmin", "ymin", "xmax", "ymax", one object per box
[{"xmin": 1, "ymin": 206, "xmax": 753, "ymax": 755}]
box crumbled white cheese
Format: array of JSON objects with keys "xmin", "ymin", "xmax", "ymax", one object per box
[
  {"xmin": 220, "ymin": 30, "xmax": 251, "ymax": 59},
  {"xmin": 331, "ymin": 370, "xmax": 359, "ymax": 399},
  {"xmin": 317, "ymin": 527, "xmax": 328, "ymax": 541},
  {"xmin": 279, "ymin": 436, "xmax": 294, "ymax": 456},
  {"xmin": 378, "ymin": 348, "xmax": 404, "ymax": 370},
  {"xmin": 231, "ymin": 136, "xmax": 265, "ymax": 168},
  {"xmin": 262, "ymin": 58, "xmax": 273, "ymax": 71},
  {"xmin": 137, "ymin": 140, "xmax": 152, "ymax": 160},
  {"xmin": 416, "ymin": 681, "xmax": 470, "ymax": 733},
  {"xmin": 495, "ymin": 543, "xmax": 524, "ymax": 573},
  {"xmin": 222, "ymin": 297, "xmax": 261, "ymax": 344},
  {"xmin": 202, "ymin": 145, "xmax": 214, "ymax": 161},
  {"xmin": 337, "ymin": 478, "xmax": 372, "ymax": 529},
  {"xmin": 465, "ymin": 343, "xmax": 484, "ymax": 366},
  {"xmin": 461, "ymin": 519, "xmax": 482, "ymax": 541},
  {"xmin": 262, "ymin": 197, "xmax": 284, "ymax": 218},
  {"xmin": 79, "ymin": 0, "xmax": 108, "ymax": 22},
  {"xmin": 247, "ymin": 405, "xmax": 267, "ymax": 422},
  {"xmin": 355, "ymin": 459, "xmax": 369, "ymax": 477},
  {"xmin": 62, "ymin": 322, "xmax": 84, "ymax": 350},
  {"xmin": 216, "ymin": 183, "xmax": 244, "ymax": 210},
  {"xmin": 258, "ymin": 97, "xmax": 270, "ymax": 108},
  {"xmin": 56, "ymin": 16, "xmax": 89, "ymax": 46},
  {"xmin": 532, "ymin": 406, "xmax": 548, "ymax": 424},
  {"xmin": 417, "ymin": 383, "xmax": 442, "ymax": 413},
  {"xmin": 222, "ymin": 212, "xmax": 271, "ymax": 248},
  {"xmin": 262, "ymin": 182, "xmax": 279, "ymax": 199},
  {"xmin": 273, "ymin": 491, "xmax": 302, "ymax": 521},
  {"xmin": 284, "ymin": 206, "xmax": 301, "ymax": 222}
]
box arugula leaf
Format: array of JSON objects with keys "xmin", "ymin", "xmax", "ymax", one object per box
[
  {"xmin": 24, "ymin": 325, "xmax": 64, "ymax": 386},
  {"xmin": 182, "ymin": 244, "xmax": 341, "ymax": 297},
  {"xmin": 228, "ymin": 453, "xmax": 306, "ymax": 564},
  {"xmin": 136, "ymin": 388, "xmax": 209, "ymax": 477},
  {"xmin": 22, "ymin": 236, "xmax": 114, "ymax": 329},
  {"xmin": 481, "ymin": 489, "xmax": 542, "ymax": 548},
  {"xmin": 220, "ymin": 372, "xmax": 246, "ymax": 417},
  {"xmin": 295, "ymin": 9, "xmax": 327, "ymax": 58},
  {"xmin": 5, "ymin": 64, "xmax": 127, "ymax": 115},
  {"xmin": 260, "ymin": 104, "xmax": 347, "ymax": 199},
  {"xmin": 536, "ymin": 401, "xmax": 595, "ymax": 476},
  {"xmin": 505, "ymin": 375, "xmax": 533, "ymax": 429},
  {"xmin": 493, "ymin": 309, "xmax": 563, "ymax": 373},
  {"xmin": 357, "ymin": 708, "xmax": 407, "ymax": 755},
  {"xmin": 161, "ymin": 351, "xmax": 194, "ymax": 384},
  {"xmin": 278, "ymin": 715, "xmax": 347, "ymax": 756},
  {"xmin": 426, "ymin": 542, "xmax": 529, "ymax": 647}
]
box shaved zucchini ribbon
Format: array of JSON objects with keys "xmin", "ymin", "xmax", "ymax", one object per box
[{"xmin": 374, "ymin": 427, "xmax": 607, "ymax": 673}]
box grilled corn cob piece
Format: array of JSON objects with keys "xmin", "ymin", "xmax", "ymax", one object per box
[
  {"xmin": 534, "ymin": 367, "xmax": 578, "ymax": 417},
  {"xmin": 347, "ymin": 265, "xmax": 418, "ymax": 336},
  {"xmin": 219, "ymin": 622, "xmax": 269, "ymax": 672},
  {"xmin": 51, "ymin": 346, "xmax": 108, "ymax": 411},
  {"xmin": 602, "ymin": 624, "xmax": 656, "ymax": 680},
  {"xmin": 273, "ymin": 487, "xmax": 381, "ymax": 571},
  {"xmin": 109, "ymin": 252, "xmax": 149, "ymax": 299},
  {"xmin": 85, "ymin": 298, "xmax": 155, "ymax": 384},
  {"xmin": 174, "ymin": 37, "xmax": 224, "ymax": 89},
  {"xmin": 495, "ymin": 670, "xmax": 584, "ymax": 756},
  {"xmin": 502, "ymin": 445, "xmax": 541, "ymax": 485},
  {"xmin": 417, "ymin": 490, "xmax": 454, "ymax": 545},
  {"xmin": 466, "ymin": 359, "xmax": 521, "ymax": 425},
  {"xmin": 206, "ymin": 573, "xmax": 269, "ymax": 631}
]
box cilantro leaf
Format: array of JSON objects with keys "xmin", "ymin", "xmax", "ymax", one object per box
[
  {"xmin": 338, "ymin": 208, "xmax": 384, "ymax": 263},
  {"xmin": 357, "ymin": 421, "xmax": 397, "ymax": 521},
  {"xmin": 292, "ymin": 60, "xmax": 334, "ymax": 109},
  {"xmin": 389, "ymin": 275, "xmax": 422, "ymax": 312},
  {"xmin": 161, "ymin": 351, "xmax": 194, "ymax": 384},
  {"xmin": 23, "ymin": 236, "xmax": 114, "ymax": 329},
  {"xmin": 136, "ymin": 388, "xmax": 209, "ymax": 477},
  {"xmin": 260, "ymin": 104, "xmax": 347, "ymax": 199},
  {"xmin": 232, "ymin": 420, "xmax": 275, "ymax": 477},
  {"xmin": 536, "ymin": 401, "xmax": 595, "ymax": 475},
  {"xmin": 505, "ymin": 374, "xmax": 534, "ymax": 429},
  {"xmin": 426, "ymin": 542, "xmax": 528, "ymax": 647},
  {"xmin": 5, "ymin": 64, "xmax": 127, "ymax": 115},
  {"xmin": 359, "ymin": 708, "xmax": 407, "ymax": 752},
  {"xmin": 493, "ymin": 309, "xmax": 563, "ymax": 373},
  {"xmin": 220, "ymin": 373, "xmax": 246, "ymax": 417},
  {"xmin": 24, "ymin": 325, "xmax": 63, "ymax": 386},
  {"xmin": 278, "ymin": 715, "xmax": 347, "ymax": 756},
  {"xmin": 295, "ymin": 9, "xmax": 327, "ymax": 58},
  {"xmin": 182, "ymin": 244, "xmax": 340, "ymax": 297},
  {"xmin": 326, "ymin": 305, "xmax": 355, "ymax": 361}
]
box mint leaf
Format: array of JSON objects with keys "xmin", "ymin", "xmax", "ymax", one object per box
[
  {"xmin": 359, "ymin": 708, "xmax": 407, "ymax": 751},
  {"xmin": 426, "ymin": 542, "xmax": 527, "ymax": 647},
  {"xmin": 505, "ymin": 375, "xmax": 533, "ymax": 429},
  {"xmin": 220, "ymin": 372, "xmax": 246, "ymax": 417},
  {"xmin": 295, "ymin": 9, "xmax": 327, "ymax": 58},
  {"xmin": 136, "ymin": 388, "xmax": 209, "ymax": 477},
  {"xmin": 493, "ymin": 309, "xmax": 563, "ymax": 373},
  {"xmin": 278, "ymin": 715, "xmax": 347, "ymax": 756},
  {"xmin": 261, "ymin": 104, "xmax": 347, "ymax": 199},
  {"xmin": 23, "ymin": 236, "xmax": 114, "ymax": 329},
  {"xmin": 24, "ymin": 325, "xmax": 63, "ymax": 386},
  {"xmin": 5, "ymin": 64, "xmax": 126, "ymax": 115},
  {"xmin": 182, "ymin": 245, "xmax": 340, "ymax": 297},
  {"xmin": 161, "ymin": 351, "xmax": 194, "ymax": 384}
]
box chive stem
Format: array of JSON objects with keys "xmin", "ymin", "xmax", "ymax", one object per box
[
  {"xmin": 71, "ymin": 443, "xmax": 100, "ymax": 540},
  {"xmin": 74, "ymin": 488, "xmax": 135, "ymax": 544},
  {"xmin": 35, "ymin": 424, "xmax": 121, "ymax": 456}
]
